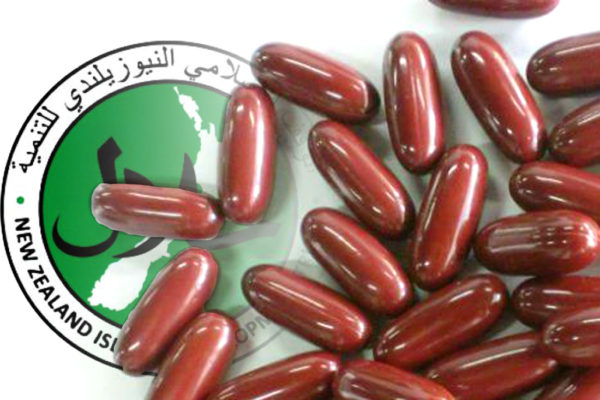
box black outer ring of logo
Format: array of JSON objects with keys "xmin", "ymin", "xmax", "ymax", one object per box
[{"xmin": 1, "ymin": 41, "xmax": 255, "ymax": 372}]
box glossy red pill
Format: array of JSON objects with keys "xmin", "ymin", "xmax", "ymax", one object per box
[
  {"xmin": 409, "ymin": 145, "xmax": 487, "ymax": 290},
  {"xmin": 452, "ymin": 31, "xmax": 546, "ymax": 163},
  {"xmin": 208, "ymin": 351, "xmax": 341, "ymax": 400},
  {"xmin": 528, "ymin": 32, "xmax": 600, "ymax": 96},
  {"xmin": 92, "ymin": 183, "xmax": 224, "ymax": 240},
  {"xmin": 309, "ymin": 120, "xmax": 415, "ymax": 239},
  {"xmin": 510, "ymin": 161, "xmax": 600, "ymax": 223},
  {"xmin": 251, "ymin": 43, "xmax": 379, "ymax": 123},
  {"xmin": 429, "ymin": 0, "xmax": 559, "ymax": 18},
  {"xmin": 384, "ymin": 32, "xmax": 444, "ymax": 174},
  {"xmin": 302, "ymin": 208, "xmax": 412, "ymax": 316},
  {"xmin": 333, "ymin": 359, "xmax": 455, "ymax": 400},
  {"xmin": 542, "ymin": 306, "xmax": 600, "ymax": 367},
  {"xmin": 512, "ymin": 276, "xmax": 600, "ymax": 328},
  {"xmin": 550, "ymin": 99, "xmax": 600, "ymax": 167},
  {"xmin": 373, "ymin": 274, "xmax": 506, "ymax": 370},
  {"xmin": 115, "ymin": 248, "xmax": 218, "ymax": 375},
  {"xmin": 536, "ymin": 368, "xmax": 600, "ymax": 400},
  {"xmin": 148, "ymin": 312, "xmax": 238, "ymax": 400},
  {"xmin": 243, "ymin": 264, "xmax": 372, "ymax": 353},
  {"xmin": 219, "ymin": 84, "xmax": 276, "ymax": 224},
  {"xmin": 426, "ymin": 332, "xmax": 559, "ymax": 400},
  {"xmin": 474, "ymin": 210, "xmax": 600, "ymax": 276}
]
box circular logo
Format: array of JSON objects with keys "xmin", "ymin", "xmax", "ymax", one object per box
[{"xmin": 2, "ymin": 41, "xmax": 315, "ymax": 370}]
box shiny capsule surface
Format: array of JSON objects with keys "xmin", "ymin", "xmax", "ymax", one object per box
[
  {"xmin": 512, "ymin": 276, "xmax": 600, "ymax": 328},
  {"xmin": 384, "ymin": 32, "xmax": 444, "ymax": 174},
  {"xmin": 426, "ymin": 332, "xmax": 559, "ymax": 400},
  {"xmin": 536, "ymin": 368, "xmax": 600, "ymax": 400},
  {"xmin": 474, "ymin": 210, "xmax": 600, "ymax": 276},
  {"xmin": 452, "ymin": 31, "xmax": 546, "ymax": 163},
  {"xmin": 528, "ymin": 32, "xmax": 600, "ymax": 96},
  {"xmin": 333, "ymin": 360, "xmax": 455, "ymax": 400},
  {"xmin": 302, "ymin": 208, "xmax": 412, "ymax": 315},
  {"xmin": 549, "ymin": 99, "xmax": 600, "ymax": 167},
  {"xmin": 309, "ymin": 120, "xmax": 415, "ymax": 238},
  {"xmin": 243, "ymin": 265, "xmax": 371, "ymax": 353},
  {"xmin": 430, "ymin": 0, "xmax": 559, "ymax": 17},
  {"xmin": 542, "ymin": 306, "xmax": 600, "ymax": 367},
  {"xmin": 208, "ymin": 352, "xmax": 340, "ymax": 400},
  {"xmin": 115, "ymin": 248, "xmax": 218, "ymax": 375},
  {"xmin": 510, "ymin": 161, "xmax": 600, "ymax": 223},
  {"xmin": 148, "ymin": 312, "xmax": 238, "ymax": 400},
  {"xmin": 219, "ymin": 84, "xmax": 276, "ymax": 224},
  {"xmin": 251, "ymin": 43, "xmax": 379, "ymax": 123},
  {"xmin": 409, "ymin": 145, "xmax": 487, "ymax": 290},
  {"xmin": 92, "ymin": 183, "xmax": 224, "ymax": 240},
  {"xmin": 373, "ymin": 274, "xmax": 506, "ymax": 370}
]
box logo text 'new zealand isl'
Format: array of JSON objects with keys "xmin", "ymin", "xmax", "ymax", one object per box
[{"xmin": 2, "ymin": 42, "xmax": 308, "ymax": 369}]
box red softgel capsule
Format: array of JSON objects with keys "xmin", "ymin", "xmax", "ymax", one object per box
[
  {"xmin": 510, "ymin": 161, "xmax": 600, "ymax": 223},
  {"xmin": 426, "ymin": 332, "xmax": 559, "ymax": 400},
  {"xmin": 373, "ymin": 274, "xmax": 506, "ymax": 370},
  {"xmin": 429, "ymin": 0, "xmax": 559, "ymax": 18},
  {"xmin": 333, "ymin": 359, "xmax": 455, "ymax": 400},
  {"xmin": 549, "ymin": 99, "xmax": 600, "ymax": 167},
  {"xmin": 208, "ymin": 351, "xmax": 341, "ymax": 400},
  {"xmin": 309, "ymin": 120, "xmax": 415, "ymax": 239},
  {"xmin": 409, "ymin": 145, "xmax": 487, "ymax": 290},
  {"xmin": 542, "ymin": 306, "xmax": 600, "ymax": 367},
  {"xmin": 512, "ymin": 275, "xmax": 600, "ymax": 328},
  {"xmin": 384, "ymin": 32, "xmax": 445, "ymax": 174},
  {"xmin": 115, "ymin": 248, "xmax": 218, "ymax": 375},
  {"xmin": 251, "ymin": 43, "xmax": 379, "ymax": 123},
  {"xmin": 302, "ymin": 208, "xmax": 412, "ymax": 316},
  {"xmin": 219, "ymin": 84, "xmax": 276, "ymax": 224},
  {"xmin": 474, "ymin": 210, "xmax": 600, "ymax": 276},
  {"xmin": 148, "ymin": 312, "xmax": 238, "ymax": 400},
  {"xmin": 92, "ymin": 183, "xmax": 224, "ymax": 240},
  {"xmin": 536, "ymin": 368, "xmax": 600, "ymax": 400},
  {"xmin": 452, "ymin": 31, "xmax": 546, "ymax": 163},
  {"xmin": 243, "ymin": 264, "xmax": 372, "ymax": 353},
  {"xmin": 528, "ymin": 31, "xmax": 600, "ymax": 96}
]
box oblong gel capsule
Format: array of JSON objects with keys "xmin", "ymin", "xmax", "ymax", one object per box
[
  {"xmin": 510, "ymin": 161, "xmax": 600, "ymax": 223},
  {"xmin": 251, "ymin": 43, "xmax": 380, "ymax": 123},
  {"xmin": 148, "ymin": 312, "xmax": 238, "ymax": 400},
  {"xmin": 474, "ymin": 210, "xmax": 600, "ymax": 276},
  {"xmin": 384, "ymin": 32, "xmax": 445, "ymax": 174},
  {"xmin": 242, "ymin": 264, "xmax": 372, "ymax": 353},
  {"xmin": 409, "ymin": 145, "xmax": 487, "ymax": 290},
  {"xmin": 542, "ymin": 306, "xmax": 600, "ymax": 367},
  {"xmin": 92, "ymin": 183, "xmax": 224, "ymax": 240},
  {"xmin": 115, "ymin": 248, "xmax": 219, "ymax": 375},
  {"xmin": 512, "ymin": 276, "xmax": 600, "ymax": 328},
  {"xmin": 549, "ymin": 99, "xmax": 600, "ymax": 167},
  {"xmin": 426, "ymin": 332, "xmax": 559, "ymax": 400},
  {"xmin": 429, "ymin": 0, "xmax": 559, "ymax": 18},
  {"xmin": 301, "ymin": 208, "xmax": 413, "ymax": 316},
  {"xmin": 309, "ymin": 120, "xmax": 415, "ymax": 238},
  {"xmin": 452, "ymin": 31, "xmax": 546, "ymax": 163},
  {"xmin": 333, "ymin": 359, "xmax": 455, "ymax": 400},
  {"xmin": 536, "ymin": 368, "xmax": 600, "ymax": 400},
  {"xmin": 219, "ymin": 84, "xmax": 276, "ymax": 224},
  {"xmin": 528, "ymin": 32, "xmax": 600, "ymax": 96},
  {"xmin": 208, "ymin": 351, "xmax": 341, "ymax": 400},
  {"xmin": 373, "ymin": 274, "xmax": 506, "ymax": 370}
]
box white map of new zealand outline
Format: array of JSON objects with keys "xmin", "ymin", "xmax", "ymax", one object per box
[{"xmin": 88, "ymin": 86, "xmax": 218, "ymax": 311}]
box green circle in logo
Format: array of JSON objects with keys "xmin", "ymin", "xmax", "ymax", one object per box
[{"xmin": 41, "ymin": 82, "xmax": 297, "ymax": 326}]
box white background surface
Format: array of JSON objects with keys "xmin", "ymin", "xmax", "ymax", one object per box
[{"xmin": 1, "ymin": 0, "xmax": 600, "ymax": 398}]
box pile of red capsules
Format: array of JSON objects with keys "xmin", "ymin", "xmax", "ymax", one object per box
[{"xmin": 90, "ymin": 1, "xmax": 600, "ymax": 399}]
